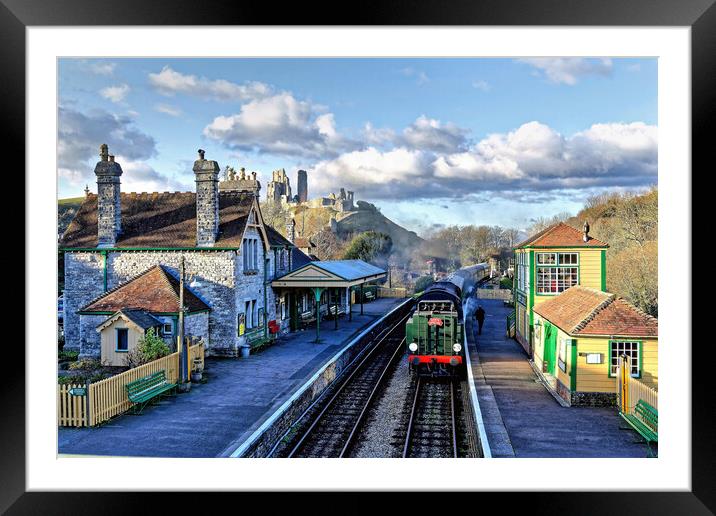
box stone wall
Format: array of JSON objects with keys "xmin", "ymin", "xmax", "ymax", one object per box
[
  {"xmin": 234, "ymin": 226, "xmax": 269, "ymax": 353},
  {"xmin": 185, "ymin": 312, "xmax": 210, "ymax": 344},
  {"xmin": 571, "ymin": 390, "xmax": 616, "ymax": 407},
  {"xmin": 64, "ymin": 252, "xmax": 106, "ymax": 351},
  {"xmin": 234, "ymin": 298, "xmax": 412, "ymax": 457},
  {"xmin": 78, "ymin": 314, "xmax": 106, "ymax": 359},
  {"xmin": 556, "ymin": 379, "xmax": 617, "ymax": 407},
  {"xmin": 108, "ymin": 250, "xmax": 237, "ymax": 355}
]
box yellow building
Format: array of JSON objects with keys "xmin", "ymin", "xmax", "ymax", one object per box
[
  {"xmin": 96, "ymin": 309, "xmax": 164, "ymax": 367},
  {"xmin": 513, "ymin": 222, "xmax": 608, "ymax": 355},
  {"xmin": 532, "ymin": 286, "xmax": 658, "ymax": 406}
]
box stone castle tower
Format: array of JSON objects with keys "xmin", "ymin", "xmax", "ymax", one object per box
[
  {"xmin": 297, "ymin": 169, "xmax": 308, "ymax": 203},
  {"xmin": 267, "ymin": 168, "xmax": 292, "ymax": 203},
  {"xmin": 193, "ymin": 149, "xmax": 220, "ymax": 247},
  {"xmin": 95, "ymin": 144, "xmax": 123, "ymax": 247}
]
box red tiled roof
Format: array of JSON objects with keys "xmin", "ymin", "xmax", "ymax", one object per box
[
  {"xmin": 59, "ymin": 191, "xmax": 256, "ymax": 248},
  {"xmin": 516, "ymin": 222, "xmax": 608, "ymax": 248},
  {"xmin": 533, "ymin": 286, "xmax": 657, "ymax": 337},
  {"xmin": 80, "ymin": 265, "xmax": 210, "ymax": 313},
  {"xmin": 576, "ymin": 298, "xmax": 658, "ymax": 337},
  {"xmin": 534, "ymin": 287, "xmax": 613, "ymax": 333}
]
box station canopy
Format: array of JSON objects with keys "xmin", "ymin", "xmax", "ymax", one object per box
[{"xmin": 271, "ymin": 259, "xmax": 386, "ymax": 289}]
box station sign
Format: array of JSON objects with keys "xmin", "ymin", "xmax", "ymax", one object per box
[
  {"xmin": 427, "ymin": 317, "xmax": 443, "ymax": 327},
  {"xmin": 69, "ymin": 387, "xmax": 87, "ymax": 396}
]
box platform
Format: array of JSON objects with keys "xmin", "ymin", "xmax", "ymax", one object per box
[
  {"xmin": 464, "ymin": 296, "xmax": 651, "ymax": 458},
  {"xmin": 58, "ymin": 297, "xmax": 404, "ymax": 458}
]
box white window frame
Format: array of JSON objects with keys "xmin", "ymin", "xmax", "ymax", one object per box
[
  {"xmin": 609, "ymin": 340, "xmax": 641, "ymax": 378},
  {"xmin": 162, "ymin": 323, "xmax": 173, "ymax": 336},
  {"xmin": 558, "ymin": 337, "xmax": 568, "ymax": 372}
]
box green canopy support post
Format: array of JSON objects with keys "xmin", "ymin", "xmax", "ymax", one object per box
[
  {"xmin": 334, "ymin": 288, "xmax": 339, "ymax": 330},
  {"xmin": 312, "ymin": 287, "xmax": 324, "ymax": 343},
  {"xmin": 360, "ymin": 284, "xmax": 364, "ymax": 315}
]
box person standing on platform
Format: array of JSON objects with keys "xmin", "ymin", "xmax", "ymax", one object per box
[{"xmin": 475, "ymin": 305, "xmax": 486, "ymax": 335}]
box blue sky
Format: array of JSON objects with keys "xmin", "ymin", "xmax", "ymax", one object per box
[{"xmin": 58, "ymin": 58, "xmax": 657, "ymax": 233}]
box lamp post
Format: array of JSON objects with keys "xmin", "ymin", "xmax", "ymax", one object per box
[{"xmin": 177, "ymin": 257, "xmax": 190, "ymax": 392}]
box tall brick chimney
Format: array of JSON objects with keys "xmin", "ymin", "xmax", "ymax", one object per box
[
  {"xmin": 95, "ymin": 143, "xmax": 123, "ymax": 247},
  {"xmin": 193, "ymin": 149, "xmax": 220, "ymax": 247}
]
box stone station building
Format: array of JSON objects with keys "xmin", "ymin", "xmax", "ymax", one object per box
[
  {"xmin": 60, "ymin": 145, "xmax": 305, "ymax": 358},
  {"xmin": 60, "ymin": 145, "xmax": 384, "ymax": 360}
]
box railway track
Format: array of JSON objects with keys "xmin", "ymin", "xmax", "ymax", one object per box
[
  {"xmin": 403, "ymin": 377, "xmax": 459, "ymax": 458},
  {"xmin": 283, "ymin": 315, "xmax": 409, "ymax": 458}
]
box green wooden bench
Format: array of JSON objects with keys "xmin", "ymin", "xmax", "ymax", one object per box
[
  {"xmin": 620, "ymin": 399, "xmax": 658, "ymax": 453},
  {"xmin": 125, "ymin": 370, "xmax": 176, "ymax": 414}
]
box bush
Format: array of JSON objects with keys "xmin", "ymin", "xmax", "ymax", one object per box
[
  {"xmin": 68, "ymin": 358, "xmax": 102, "ymax": 371},
  {"xmin": 414, "ymin": 275, "xmax": 434, "ymax": 294},
  {"xmin": 499, "ymin": 277, "xmax": 513, "ymax": 290},
  {"xmin": 124, "ymin": 328, "xmax": 170, "ymax": 368},
  {"xmin": 59, "ymin": 350, "xmax": 79, "ymax": 361}
]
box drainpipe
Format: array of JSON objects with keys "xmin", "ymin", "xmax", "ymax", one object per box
[{"xmin": 101, "ymin": 250, "xmax": 108, "ymax": 291}]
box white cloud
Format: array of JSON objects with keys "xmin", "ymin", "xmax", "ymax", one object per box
[
  {"xmin": 363, "ymin": 122, "xmax": 397, "ymax": 147},
  {"xmin": 399, "ymin": 67, "xmax": 430, "ymax": 85},
  {"xmin": 154, "ymin": 103, "xmax": 182, "ymax": 117},
  {"xmin": 148, "ymin": 66, "xmax": 272, "ymax": 102},
  {"xmin": 118, "ymin": 159, "xmax": 190, "ymax": 193},
  {"xmin": 203, "ymin": 92, "xmax": 358, "ymax": 159},
  {"xmin": 518, "ymin": 58, "xmax": 613, "ymax": 85},
  {"xmin": 58, "ymin": 106, "xmax": 158, "ymax": 188},
  {"xmin": 76, "ymin": 60, "xmax": 116, "ymax": 76},
  {"xmin": 100, "ymin": 84, "xmax": 130, "ymax": 103},
  {"xmin": 401, "ymin": 116, "xmax": 469, "ymax": 153},
  {"xmin": 307, "ymin": 121, "xmax": 657, "ymax": 200},
  {"xmin": 362, "ymin": 116, "xmax": 469, "ymax": 154},
  {"xmin": 472, "ymin": 80, "xmax": 491, "ymax": 92}
]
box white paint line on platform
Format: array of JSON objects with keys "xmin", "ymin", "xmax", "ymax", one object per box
[
  {"xmin": 228, "ymin": 298, "xmax": 413, "ymax": 458},
  {"xmin": 463, "ymin": 298, "xmax": 493, "ymax": 459}
]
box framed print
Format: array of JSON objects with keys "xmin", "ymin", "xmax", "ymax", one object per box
[{"xmin": 6, "ymin": 0, "xmax": 712, "ymax": 512}]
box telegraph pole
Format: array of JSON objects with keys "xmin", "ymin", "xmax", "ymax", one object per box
[{"xmin": 178, "ymin": 257, "xmax": 188, "ymax": 387}]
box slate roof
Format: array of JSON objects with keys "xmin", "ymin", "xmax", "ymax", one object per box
[
  {"xmin": 533, "ymin": 286, "xmax": 657, "ymax": 337},
  {"xmin": 306, "ymin": 260, "xmax": 386, "ymax": 281},
  {"xmin": 264, "ymin": 224, "xmax": 294, "ymax": 248},
  {"xmin": 59, "ymin": 191, "xmax": 256, "ymax": 248},
  {"xmin": 80, "ymin": 265, "xmax": 210, "ymax": 313},
  {"xmin": 98, "ymin": 309, "xmax": 163, "ymax": 330},
  {"xmin": 515, "ymin": 222, "xmax": 608, "ymax": 248},
  {"xmin": 291, "ymin": 248, "xmax": 314, "ymax": 269}
]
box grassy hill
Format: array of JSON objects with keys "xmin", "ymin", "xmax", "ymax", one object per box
[
  {"xmin": 263, "ymin": 200, "xmax": 424, "ymax": 262},
  {"xmin": 58, "ymin": 197, "xmax": 85, "ymax": 239}
]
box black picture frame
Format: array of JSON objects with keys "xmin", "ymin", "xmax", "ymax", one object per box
[{"xmin": 5, "ymin": 0, "xmax": 709, "ymax": 512}]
